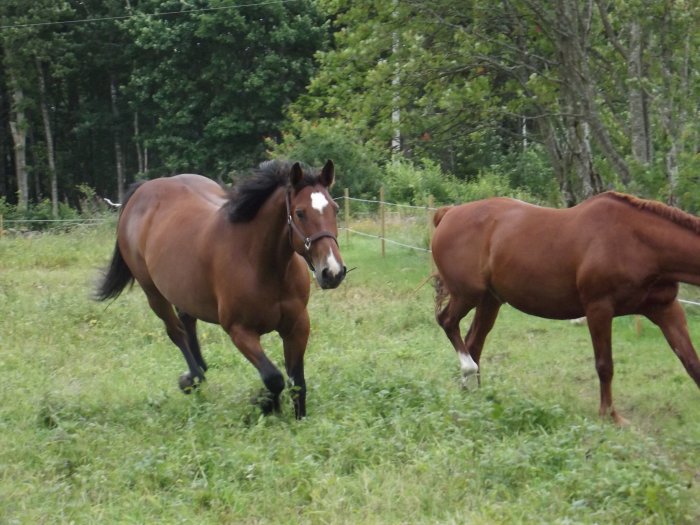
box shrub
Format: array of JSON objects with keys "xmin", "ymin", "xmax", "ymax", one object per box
[
  {"xmin": 382, "ymin": 158, "xmax": 538, "ymax": 206},
  {"xmin": 266, "ymin": 118, "xmax": 384, "ymax": 199}
]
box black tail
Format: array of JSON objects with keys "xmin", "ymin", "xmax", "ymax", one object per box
[
  {"xmin": 95, "ymin": 181, "xmax": 145, "ymax": 301},
  {"xmin": 95, "ymin": 242, "xmax": 134, "ymax": 301}
]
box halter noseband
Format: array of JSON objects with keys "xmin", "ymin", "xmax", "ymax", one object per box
[{"xmin": 285, "ymin": 188, "xmax": 339, "ymax": 272}]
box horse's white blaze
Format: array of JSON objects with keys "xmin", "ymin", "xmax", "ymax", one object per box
[
  {"xmin": 326, "ymin": 250, "xmax": 342, "ymax": 275},
  {"xmin": 310, "ymin": 192, "xmax": 329, "ymax": 214},
  {"xmin": 459, "ymin": 352, "xmax": 479, "ymax": 376}
]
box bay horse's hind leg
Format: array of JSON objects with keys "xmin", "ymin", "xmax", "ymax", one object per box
[
  {"xmin": 177, "ymin": 309, "xmax": 208, "ymax": 373},
  {"xmin": 645, "ymin": 300, "xmax": 700, "ymax": 389},
  {"xmin": 144, "ymin": 289, "xmax": 206, "ymax": 393}
]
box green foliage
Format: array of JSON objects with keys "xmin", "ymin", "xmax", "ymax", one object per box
[
  {"xmin": 2, "ymin": 0, "xmax": 700, "ymax": 222},
  {"xmin": 267, "ymin": 118, "xmax": 384, "ymax": 198},
  {"xmin": 382, "ymin": 158, "xmax": 538, "ymax": 206},
  {"xmin": 124, "ymin": 0, "xmax": 328, "ymax": 176},
  {"xmin": 299, "ymin": 0, "xmax": 700, "ymax": 204},
  {"xmin": 0, "ymin": 0, "xmax": 329, "ymax": 204},
  {"xmin": 383, "ymin": 158, "xmax": 461, "ymax": 205},
  {"xmin": 489, "ymin": 146, "xmax": 561, "ymax": 205},
  {"xmin": 674, "ymin": 152, "xmax": 700, "ymax": 214},
  {"xmin": 0, "ymin": 197, "xmax": 79, "ymax": 230}
]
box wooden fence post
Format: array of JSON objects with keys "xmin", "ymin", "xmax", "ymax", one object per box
[
  {"xmin": 344, "ymin": 187, "xmax": 350, "ymax": 246},
  {"xmin": 379, "ymin": 186, "xmax": 386, "ymax": 257}
]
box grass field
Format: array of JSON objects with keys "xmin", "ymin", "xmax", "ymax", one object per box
[{"xmin": 1, "ymin": 223, "xmax": 699, "ymax": 524}]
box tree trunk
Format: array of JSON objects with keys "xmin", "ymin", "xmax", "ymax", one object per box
[
  {"xmin": 627, "ymin": 20, "xmax": 652, "ymax": 166},
  {"xmin": 36, "ymin": 58, "xmax": 59, "ymax": 218},
  {"xmin": 535, "ymin": 115, "xmax": 576, "ymax": 207},
  {"xmin": 134, "ymin": 111, "xmax": 144, "ymax": 176},
  {"xmin": 110, "ymin": 75, "xmax": 125, "ymax": 203},
  {"xmin": 8, "ymin": 78, "xmax": 28, "ymax": 212},
  {"xmin": 570, "ymin": 118, "xmax": 601, "ymax": 198},
  {"xmin": 552, "ymin": 0, "xmax": 632, "ymax": 185}
]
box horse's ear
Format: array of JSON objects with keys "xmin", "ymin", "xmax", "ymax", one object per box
[
  {"xmin": 290, "ymin": 162, "xmax": 304, "ymax": 189},
  {"xmin": 320, "ymin": 159, "xmax": 335, "ymax": 188}
]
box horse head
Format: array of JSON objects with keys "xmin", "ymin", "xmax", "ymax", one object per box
[{"xmin": 286, "ymin": 160, "xmax": 347, "ymax": 289}]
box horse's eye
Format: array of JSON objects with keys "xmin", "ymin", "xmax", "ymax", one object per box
[{"xmin": 295, "ymin": 210, "xmax": 305, "ymax": 220}]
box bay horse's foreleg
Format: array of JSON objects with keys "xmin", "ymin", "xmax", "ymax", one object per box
[
  {"xmin": 464, "ymin": 293, "xmax": 502, "ymax": 387},
  {"xmin": 229, "ymin": 325, "xmax": 285, "ymax": 415},
  {"xmin": 177, "ymin": 309, "xmax": 208, "ymax": 373},
  {"xmin": 645, "ymin": 300, "xmax": 700, "ymax": 389},
  {"xmin": 145, "ymin": 292, "xmax": 206, "ymax": 393},
  {"xmin": 585, "ymin": 303, "xmax": 628, "ymax": 425},
  {"xmin": 436, "ymin": 294, "xmax": 479, "ymax": 384},
  {"xmin": 281, "ymin": 312, "xmax": 311, "ymax": 420}
]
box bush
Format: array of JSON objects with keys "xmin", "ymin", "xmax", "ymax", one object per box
[
  {"xmin": 383, "ymin": 159, "xmax": 460, "ymax": 205},
  {"xmin": 266, "ymin": 118, "xmax": 384, "ymax": 199},
  {"xmin": 382, "ymin": 158, "xmax": 538, "ymax": 207},
  {"xmin": 0, "ymin": 197, "xmax": 82, "ymax": 232}
]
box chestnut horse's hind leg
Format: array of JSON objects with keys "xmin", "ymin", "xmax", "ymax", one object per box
[
  {"xmin": 436, "ymin": 294, "xmax": 480, "ymax": 386},
  {"xmin": 177, "ymin": 310, "xmax": 208, "ymax": 373},
  {"xmin": 228, "ymin": 325, "xmax": 285, "ymax": 415},
  {"xmin": 585, "ymin": 302, "xmax": 628, "ymax": 425},
  {"xmin": 645, "ymin": 300, "xmax": 700, "ymax": 389},
  {"xmin": 144, "ymin": 290, "xmax": 206, "ymax": 393},
  {"xmin": 464, "ymin": 293, "xmax": 502, "ymax": 386}
]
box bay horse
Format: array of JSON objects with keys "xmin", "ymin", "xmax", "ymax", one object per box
[
  {"xmin": 432, "ymin": 191, "xmax": 700, "ymax": 424},
  {"xmin": 96, "ymin": 160, "xmax": 346, "ymax": 419}
]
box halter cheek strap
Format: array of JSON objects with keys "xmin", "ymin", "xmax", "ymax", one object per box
[{"xmin": 285, "ymin": 189, "xmax": 339, "ymax": 272}]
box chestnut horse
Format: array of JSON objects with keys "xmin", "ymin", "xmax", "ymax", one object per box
[
  {"xmin": 432, "ymin": 191, "xmax": 700, "ymax": 424},
  {"xmin": 96, "ymin": 160, "xmax": 346, "ymax": 419}
]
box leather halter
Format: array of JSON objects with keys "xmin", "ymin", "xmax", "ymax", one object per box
[{"xmin": 285, "ymin": 188, "xmax": 339, "ymax": 272}]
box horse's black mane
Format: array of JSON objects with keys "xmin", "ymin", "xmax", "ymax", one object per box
[{"xmin": 224, "ymin": 160, "xmax": 320, "ymax": 223}]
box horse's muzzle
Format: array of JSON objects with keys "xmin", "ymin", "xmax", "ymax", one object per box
[{"xmin": 317, "ymin": 265, "xmax": 347, "ymax": 289}]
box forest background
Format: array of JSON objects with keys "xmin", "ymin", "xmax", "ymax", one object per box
[{"xmin": 0, "ymin": 0, "xmax": 698, "ymax": 221}]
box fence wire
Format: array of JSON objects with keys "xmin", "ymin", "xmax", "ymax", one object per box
[
  {"xmin": 338, "ymin": 195, "xmax": 436, "ymax": 255},
  {"xmin": 2, "ymin": 200, "xmax": 699, "ymax": 309}
]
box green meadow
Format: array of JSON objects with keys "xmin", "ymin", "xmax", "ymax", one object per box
[{"xmin": 0, "ymin": 223, "xmax": 698, "ymax": 524}]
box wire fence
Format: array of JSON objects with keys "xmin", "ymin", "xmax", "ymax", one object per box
[
  {"xmin": 335, "ymin": 189, "xmax": 438, "ymax": 257},
  {"xmin": 2, "ymin": 193, "xmax": 700, "ymax": 310},
  {"xmin": 0, "ymin": 214, "xmax": 114, "ymax": 237}
]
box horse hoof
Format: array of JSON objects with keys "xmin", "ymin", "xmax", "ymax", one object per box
[
  {"xmin": 460, "ymin": 372, "xmax": 480, "ymax": 391},
  {"xmin": 178, "ymin": 373, "xmax": 201, "ymax": 394},
  {"xmin": 251, "ymin": 389, "xmax": 279, "ymax": 414}
]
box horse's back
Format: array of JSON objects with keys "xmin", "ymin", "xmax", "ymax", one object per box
[{"xmin": 432, "ymin": 197, "xmax": 590, "ymax": 318}]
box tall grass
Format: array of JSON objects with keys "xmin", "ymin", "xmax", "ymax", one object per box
[{"xmin": 1, "ymin": 226, "xmax": 698, "ymax": 523}]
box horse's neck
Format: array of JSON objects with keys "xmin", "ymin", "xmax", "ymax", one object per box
[
  {"xmin": 249, "ymin": 189, "xmax": 296, "ymax": 270},
  {"xmin": 642, "ymin": 221, "xmax": 700, "ymax": 285}
]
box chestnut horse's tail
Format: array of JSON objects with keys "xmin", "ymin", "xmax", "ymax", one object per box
[
  {"xmin": 433, "ymin": 271, "xmax": 450, "ymax": 319},
  {"xmin": 432, "ymin": 206, "xmax": 453, "ymax": 316},
  {"xmin": 95, "ymin": 182, "xmax": 144, "ymax": 301}
]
